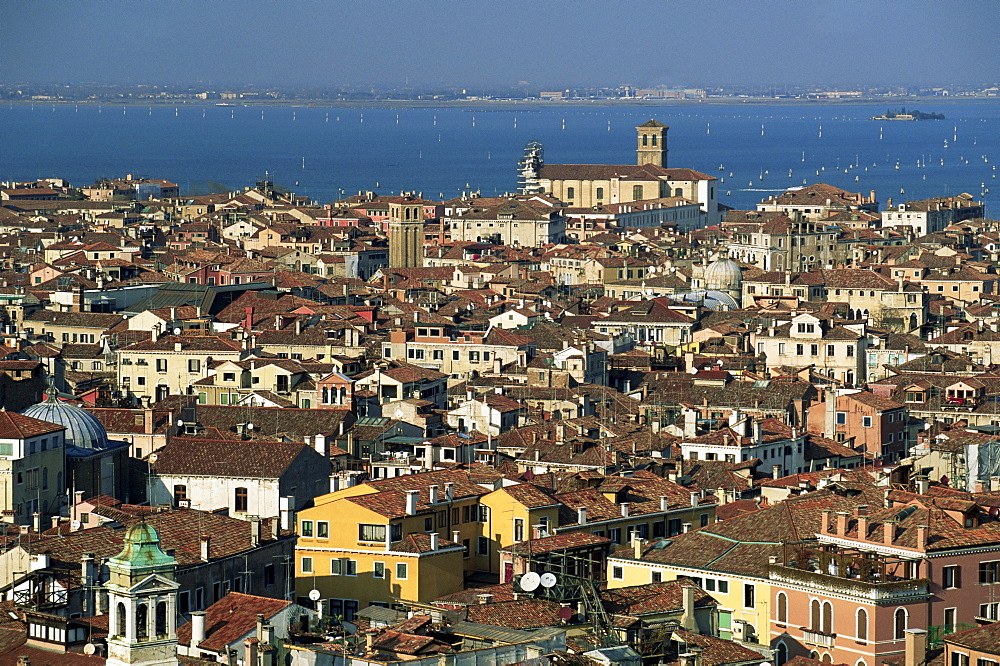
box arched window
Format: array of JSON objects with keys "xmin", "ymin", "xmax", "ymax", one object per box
[
  {"xmin": 651, "ymin": 135, "xmax": 658, "ymax": 147},
  {"xmin": 810, "ymin": 599, "xmax": 821, "ymax": 631},
  {"xmin": 822, "ymin": 654, "xmax": 833, "ymax": 663},
  {"xmin": 642, "ymin": 135, "xmax": 649, "ymax": 147},
  {"xmin": 136, "ymin": 603, "xmax": 148, "ymax": 639},
  {"xmin": 894, "ymin": 608, "xmax": 907, "ymax": 639},
  {"xmin": 117, "ymin": 601, "xmax": 127, "ymax": 637},
  {"xmin": 776, "ymin": 592, "xmax": 788, "ymax": 623},
  {"xmin": 155, "ymin": 601, "xmax": 167, "ymax": 636},
  {"xmin": 857, "ymin": 608, "xmax": 868, "ymax": 640},
  {"xmin": 822, "ymin": 601, "xmax": 833, "ymax": 634},
  {"xmin": 776, "ymin": 643, "xmax": 788, "ymax": 666}
]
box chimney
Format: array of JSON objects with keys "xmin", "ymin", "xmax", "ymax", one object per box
[
  {"xmin": 754, "ymin": 420, "xmax": 763, "ymax": 444},
  {"xmin": 660, "ymin": 496, "xmax": 669, "ymax": 512},
  {"xmin": 405, "ymin": 490, "xmax": 419, "ymax": 516},
  {"xmin": 32, "ymin": 512, "xmax": 40, "ymax": 533},
  {"xmin": 821, "ymin": 510, "xmax": 833, "ymax": 534},
  {"xmin": 190, "ymin": 611, "xmax": 207, "ymax": 646},
  {"xmin": 904, "ymin": 628, "xmax": 927, "ymax": 666},
  {"xmin": 244, "ymin": 639, "xmax": 258, "ymax": 666},
  {"xmin": 884, "ymin": 520, "xmax": 896, "ymax": 546},
  {"xmin": 690, "ymin": 491, "xmax": 699, "ymax": 507},
  {"xmin": 452, "ymin": 530, "xmax": 460, "ymax": 544},
  {"xmin": 477, "ymin": 593, "xmax": 493, "ymax": 605},
  {"xmin": 200, "ymin": 535, "xmax": 210, "ymax": 562},
  {"xmin": 249, "ymin": 516, "xmax": 261, "ymax": 547},
  {"xmin": 915, "ymin": 524, "xmax": 928, "ymax": 549},
  {"xmin": 836, "ymin": 511, "xmax": 849, "ymax": 535},
  {"xmin": 256, "ymin": 614, "xmax": 265, "ymax": 641},
  {"xmin": 683, "ymin": 522, "xmax": 692, "ymax": 533},
  {"xmin": 772, "ymin": 465, "xmax": 781, "ymax": 480},
  {"xmin": 620, "ymin": 502, "xmax": 630, "ymax": 517},
  {"xmin": 679, "ymin": 585, "xmax": 697, "ymax": 631},
  {"xmin": 430, "ymin": 532, "xmax": 439, "ymax": 550},
  {"xmin": 174, "ymin": 341, "xmax": 182, "ymax": 352},
  {"xmin": 444, "ymin": 482, "xmax": 454, "ymax": 501},
  {"xmin": 428, "ymin": 485, "xmax": 439, "ymax": 504},
  {"xmin": 577, "ymin": 507, "xmax": 587, "ymax": 525},
  {"xmin": 50, "ymin": 516, "xmax": 60, "ymax": 529},
  {"xmin": 857, "ymin": 508, "xmax": 869, "ymax": 539}
]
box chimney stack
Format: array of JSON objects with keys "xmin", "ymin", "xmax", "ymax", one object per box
[
  {"xmin": 904, "ymin": 628, "xmax": 927, "ymax": 666},
  {"xmin": 249, "ymin": 516, "xmax": 261, "ymax": 547},
  {"xmin": 405, "ymin": 490, "xmax": 419, "ymax": 516},
  {"xmin": 430, "ymin": 532, "xmax": 439, "ymax": 551},
  {"xmin": 190, "ymin": 611, "xmax": 207, "ymax": 646},
  {"xmin": 429, "ymin": 485, "xmax": 439, "ymax": 504},
  {"xmin": 620, "ymin": 502, "xmax": 630, "ymax": 518},
  {"xmin": 200, "ymin": 535, "xmax": 210, "ymax": 562},
  {"xmin": 821, "ymin": 510, "xmax": 833, "ymax": 534},
  {"xmin": 444, "ymin": 482, "xmax": 454, "ymax": 501},
  {"xmin": 660, "ymin": 496, "xmax": 669, "ymax": 512},
  {"xmin": 836, "ymin": 511, "xmax": 849, "ymax": 536},
  {"xmin": 679, "ymin": 585, "xmax": 697, "ymax": 631},
  {"xmin": 690, "ymin": 491, "xmax": 699, "ymax": 507},
  {"xmin": 884, "ymin": 520, "xmax": 896, "ymax": 546},
  {"xmin": 577, "ymin": 507, "xmax": 587, "ymax": 525}
]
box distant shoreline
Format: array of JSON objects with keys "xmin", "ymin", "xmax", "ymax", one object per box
[{"xmin": 6, "ymin": 96, "xmax": 999, "ymax": 109}]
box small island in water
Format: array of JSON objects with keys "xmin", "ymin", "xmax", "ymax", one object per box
[{"xmin": 871, "ymin": 107, "xmax": 945, "ymax": 121}]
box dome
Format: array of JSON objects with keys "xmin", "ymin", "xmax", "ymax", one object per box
[
  {"xmin": 109, "ymin": 522, "xmax": 176, "ymax": 572},
  {"xmin": 21, "ymin": 386, "xmax": 109, "ymax": 450},
  {"xmin": 703, "ymin": 255, "xmax": 743, "ymax": 292}
]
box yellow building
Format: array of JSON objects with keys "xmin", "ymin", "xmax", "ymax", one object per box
[
  {"xmin": 294, "ymin": 470, "xmax": 490, "ymax": 618},
  {"xmin": 479, "ymin": 483, "xmax": 562, "ymax": 577}
]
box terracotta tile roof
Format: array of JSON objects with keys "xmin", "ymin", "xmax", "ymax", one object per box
[
  {"xmin": 0, "ymin": 410, "xmax": 65, "ymax": 439},
  {"xmin": 499, "ymin": 531, "xmax": 611, "ymax": 554},
  {"xmin": 600, "ymin": 580, "xmax": 715, "ymax": 617},
  {"xmin": 945, "ymin": 621, "xmax": 1000, "ymax": 654},
  {"xmin": 152, "ymin": 437, "xmax": 328, "ymax": 478},
  {"xmin": 177, "ymin": 592, "xmax": 292, "ymax": 652},
  {"xmin": 118, "ymin": 335, "xmax": 243, "ymax": 353},
  {"xmin": 671, "ymin": 628, "xmax": 770, "ymax": 666},
  {"xmin": 464, "ymin": 598, "xmax": 564, "ymax": 630}
]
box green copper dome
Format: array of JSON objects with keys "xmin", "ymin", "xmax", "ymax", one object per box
[{"xmin": 109, "ymin": 522, "xmax": 176, "ymax": 572}]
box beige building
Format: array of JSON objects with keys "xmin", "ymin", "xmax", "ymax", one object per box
[
  {"xmin": 0, "ymin": 411, "xmax": 66, "ymax": 528},
  {"xmin": 446, "ymin": 199, "xmax": 566, "ymax": 247},
  {"xmin": 881, "ymin": 193, "xmax": 984, "ymax": 235},
  {"xmin": 116, "ymin": 335, "xmax": 244, "ymax": 404},
  {"xmin": 756, "ymin": 182, "xmax": 878, "ymax": 220},
  {"xmin": 753, "ymin": 312, "xmax": 869, "ymax": 386}
]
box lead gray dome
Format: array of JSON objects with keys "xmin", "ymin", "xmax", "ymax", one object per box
[{"xmin": 21, "ymin": 386, "xmax": 109, "ymax": 450}]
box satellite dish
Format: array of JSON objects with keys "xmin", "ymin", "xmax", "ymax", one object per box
[
  {"xmin": 83, "ymin": 643, "xmax": 97, "ymax": 655},
  {"xmin": 308, "ymin": 589, "xmax": 321, "ymax": 601},
  {"xmin": 70, "ymin": 520, "xmax": 81, "ymax": 531},
  {"xmin": 519, "ymin": 572, "xmax": 540, "ymax": 592},
  {"xmin": 173, "ymin": 327, "xmax": 181, "ymax": 335},
  {"xmin": 246, "ymin": 423, "xmax": 254, "ymax": 431},
  {"xmin": 176, "ymin": 419, "xmax": 184, "ymax": 428},
  {"xmin": 540, "ymin": 572, "xmax": 557, "ymax": 588},
  {"xmin": 149, "ymin": 454, "xmax": 158, "ymax": 464},
  {"xmin": 557, "ymin": 606, "xmax": 574, "ymax": 621}
]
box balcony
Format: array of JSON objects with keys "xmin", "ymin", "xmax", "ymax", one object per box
[
  {"xmin": 768, "ymin": 564, "xmax": 929, "ymax": 603},
  {"xmin": 802, "ymin": 629, "xmax": 836, "ymax": 648}
]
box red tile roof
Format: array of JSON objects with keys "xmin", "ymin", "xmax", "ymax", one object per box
[{"xmin": 177, "ymin": 592, "xmax": 292, "ymax": 652}]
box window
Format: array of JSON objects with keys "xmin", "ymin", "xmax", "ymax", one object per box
[
  {"xmin": 156, "ymin": 358, "xmax": 167, "ymax": 372},
  {"xmin": 980, "ymin": 602, "xmax": 999, "ymax": 620},
  {"xmin": 452, "ymin": 350, "xmax": 459, "ymax": 361},
  {"xmin": 477, "ymin": 537, "xmax": 489, "ymax": 555},
  {"xmin": 632, "ymin": 185, "xmax": 643, "ymax": 200},
  {"xmin": 345, "ymin": 559, "xmax": 357, "ymax": 576},
  {"xmin": 317, "ymin": 522, "xmax": 329, "ymax": 538},
  {"xmin": 612, "ymin": 566, "xmax": 623, "ymax": 580},
  {"xmin": 234, "ymin": 487, "xmax": 248, "ymax": 512},
  {"xmin": 847, "ymin": 346, "xmax": 855, "ymax": 357},
  {"xmin": 359, "ymin": 524, "xmax": 387, "ymax": 542},
  {"xmin": 395, "ymin": 563, "xmax": 408, "ymax": 579},
  {"xmin": 810, "ymin": 344, "xmax": 819, "ymax": 356},
  {"xmin": 179, "ymin": 590, "xmax": 191, "ymax": 615},
  {"xmin": 894, "ymin": 608, "xmax": 907, "ymax": 639},
  {"xmin": 718, "ymin": 580, "xmax": 728, "ymax": 593},
  {"xmin": 301, "ymin": 557, "xmax": 313, "ymax": 574},
  {"xmin": 566, "ymin": 187, "xmax": 575, "ymax": 200},
  {"xmin": 300, "ymin": 520, "xmax": 313, "ymax": 537},
  {"xmin": 173, "ymin": 485, "xmax": 187, "ymax": 506},
  {"xmin": 373, "ymin": 562, "xmax": 385, "ymax": 578},
  {"xmin": 836, "ymin": 412, "xmax": 847, "ymax": 425},
  {"xmin": 744, "ymin": 584, "xmax": 755, "ymax": 608},
  {"xmin": 264, "ymin": 564, "xmax": 275, "ymax": 586},
  {"xmin": 596, "ymin": 187, "xmax": 604, "ymax": 200},
  {"xmin": 944, "ymin": 607, "xmax": 956, "ymax": 633},
  {"xmin": 863, "ymin": 416, "xmax": 873, "ymax": 428},
  {"xmin": 330, "ymin": 558, "xmax": 343, "ymax": 575},
  {"xmin": 980, "ymin": 560, "xmax": 1000, "ymax": 584},
  {"xmin": 136, "ymin": 376, "xmax": 145, "ymax": 386},
  {"xmin": 651, "ymin": 571, "xmax": 662, "ymax": 583},
  {"xmin": 223, "ymin": 372, "xmax": 236, "ymax": 382},
  {"xmin": 188, "ymin": 359, "xmax": 201, "ymax": 373},
  {"xmin": 609, "ymin": 527, "xmax": 622, "ymax": 543},
  {"xmin": 776, "ymin": 592, "xmax": 787, "ymax": 623},
  {"xmin": 796, "ymin": 344, "xmax": 804, "ymax": 356}
]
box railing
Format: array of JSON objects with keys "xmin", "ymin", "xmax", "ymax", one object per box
[
  {"xmin": 768, "ymin": 565, "xmax": 930, "ymax": 602},
  {"xmin": 802, "ymin": 629, "xmax": 836, "ymax": 648}
]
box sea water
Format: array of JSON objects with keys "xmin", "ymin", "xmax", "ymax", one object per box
[{"xmin": 1, "ymin": 102, "xmax": 997, "ymax": 216}]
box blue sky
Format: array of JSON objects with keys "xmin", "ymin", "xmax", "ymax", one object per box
[{"xmin": 2, "ymin": 0, "xmax": 998, "ymax": 88}]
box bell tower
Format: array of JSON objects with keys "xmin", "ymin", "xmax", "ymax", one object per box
[
  {"xmin": 636, "ymin": 120, "xmax": 668, "ymax": 168},
  {"xmin": 388, "ymin": 197, "xmax": 424, "ymax": 268},
  {"xmin": 105, "ymin": 522, "xmax": 179, "ymax": 666}
]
